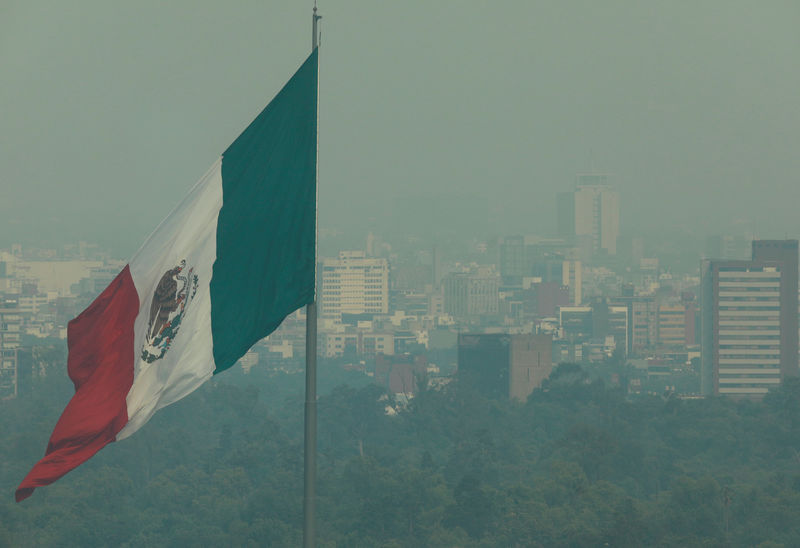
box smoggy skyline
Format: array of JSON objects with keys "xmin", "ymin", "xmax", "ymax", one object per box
[{"xmin": 2, "ymin": 1, "xmax": 799, "ymax": 254}]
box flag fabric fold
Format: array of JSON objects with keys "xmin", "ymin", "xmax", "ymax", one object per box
[{"xmin": 16, "ymin": 49, "xmax": 318, "ymax": 502}]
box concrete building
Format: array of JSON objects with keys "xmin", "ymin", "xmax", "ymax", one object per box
[
  {"xmin": 72, "ymin": 266, "xmax": 121, "ymax": 302},
  {"xmin": 657, "ymin": 305, "xmax": 688, "ymax": 349},
  {"xmin": 559, "ymin": 306, "xmax": 593, "ymax": 343},
  {"xmin": 18, "ymin": 293, "xmax": 53, "ymax": 315},
  {"xmin": 557, "ymin": 174, "xmax": 620, "ymax": 255},
  {"xmin": 0, "ymin": 301, "xmax": 23, "ymax": 398},
  {"xmin": 600, "ymin": 304, "xmax": 629, "ymax": 355},
  {"xmin": 390, "ymin": 290, "xmax": 430, "ymax": 317},
  {"xmin": 558, "ymin": 300, "xmax": 628, "ymax": 358},
  {"xmin": 321, "ymin": 330, "xmax": 394, "ymax": 358},
  {"xmin": 499, "ymin": 235, "xmax": 526, "ymax": 280},
  {"xmin": 5, "ymin": 259, "xmax": 105, "ymax": 296},
  {"xmin": 320, "ymin": 251, "xmax": 389, "ymax": 321},
  {"xmin": 443, "ymin": 266, "xmax": 500, "ymax": 321},
  {"xmin": 701, "ymin": 240, "xmax": 799, "ymax": 397},
  {"xmin": 533, "ymin": 282, "xmax": 570, "ymax": 318},
  {"xmin": 457, "ymin": 333, "xmax": 553, "ymax": 401},
  {"xmin": 375, "ymin": 354, "xmax": 427, "ymax": 395},
  {"xmin": 562, "ymin": 259, "xmax": 583, "ymax": 305},
  {"xmin": 610, "ymin": 294, "xmax": 658, "ymax": 355},
  {"xmin": 752, "ymin": 240, "xmax": 799, "ymax": 379},
  {"xmin": 654, "ymin": 297, "xmax": 698, "ymax": 351}
]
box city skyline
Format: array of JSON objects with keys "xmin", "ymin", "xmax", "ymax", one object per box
[{"xmin": 4, "ymin": 4, "xmax": 800, "ymax": 545}]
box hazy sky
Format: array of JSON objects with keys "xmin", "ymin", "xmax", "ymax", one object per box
[{"xmin": 2, "ymin": 1, "xmax": 799, "ymax": 254}]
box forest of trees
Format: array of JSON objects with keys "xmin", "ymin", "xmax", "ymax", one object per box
[{"xmin": 3, "ymin": 351, "xmax": 800, "ymax": 547}]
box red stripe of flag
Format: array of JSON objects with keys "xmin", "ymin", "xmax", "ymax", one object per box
[{"xmin": 16, "ymin": 265, "xmax": 139, "ymax": 502}]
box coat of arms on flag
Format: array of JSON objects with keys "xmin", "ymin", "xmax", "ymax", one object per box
[{"xmin": 141, "ymin": 260, "xmax": 199, "ymax": 364}]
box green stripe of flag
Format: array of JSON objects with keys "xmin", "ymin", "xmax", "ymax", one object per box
[{"xmin": 211, "ymin": 50, "xmax": 318, "ymax": 372}]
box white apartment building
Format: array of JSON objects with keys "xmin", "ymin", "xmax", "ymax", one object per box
[
  {"xmin": 703, "ymin": 263, "xmax": 785, "ymax": 396},
  {"xmin": 320, "ymin": 251, "xmax": 389, "ymax": 321},
  {"xmin": 0, "ymin": 305, "xmax": 22, "ymax": 398}
]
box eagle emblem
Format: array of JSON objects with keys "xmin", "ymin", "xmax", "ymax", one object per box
[{"xmin": 140, "ymin": 259, "xmax": 199, "ymax": 364}]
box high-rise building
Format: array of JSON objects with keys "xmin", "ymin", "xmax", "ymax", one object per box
[
  {"xmin": 443, "ymin": 266, "xmax": 500, "ymax": 321},
  {"xmin": 532, "ymin": 281, "xmax": 570, "ymax": 318},
  {"xmin": 557, "ymin": 174, "xmax": 620, "ymax": 255},
  {"xmin": 701, "ymin": 240, "xmax": 799, "ymax": 397},
  {"xmin": 458, "ymin": 333, "xmax": 553, "ymax": 401},
  {"xmin": 531, "ymin": 256, "xmax": 563, "ymax": 284},
  {"xmin": 499, "ymin": 235, "xmax": 526, "ymax": 280},
  {"xmin": 657, "ymin": 305, "xmax": 689, "ymax": 349},
  {"xmin": 319, "ymin": 251, "xmax": 389, "ymax": 321},
  {"xmin": 0, "ymin": 300, "xmax": 22, "ymax": 398},
  {"xmin": 655, "ymin": 296, "xmax": 698, "ymax": 351},
  {"xmin": 559, "ymin": 306, "xmax": 593, "ymax": 343},
  {"xmin": 561, "ymin": 259, "xmax": 582, "ymax": 305},
  {"xmin": 752, "ymin": 240, "xmax": 799, "ymax": 379},
  {"xmin": 610, "ymin": 294, "xmax": 657, "ymax": 355}
]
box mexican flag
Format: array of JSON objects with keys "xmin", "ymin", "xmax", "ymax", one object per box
[{"xmin": 16, "ymin": 50, "xmax": 318, "ymax": 502}]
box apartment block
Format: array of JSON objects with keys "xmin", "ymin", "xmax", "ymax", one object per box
[
  {"xmin": 0, "ymin": 302, "xmax": 22, "ymax": 398},
  {"xmin": 701, "ymin": 240, "xmax": 798, "ymax": 397},
  {"xmin": 320, "ymin": 251, "xmax": 389, "ymax": 321}
]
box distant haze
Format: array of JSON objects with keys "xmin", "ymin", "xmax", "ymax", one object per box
[{"xmin": 2, "ymin": 1, "xmax": 799, "ymax": 255}]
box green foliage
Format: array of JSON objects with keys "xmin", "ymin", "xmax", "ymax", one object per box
[{"xmin": 3, "ymin": 363, "xmax": 800, "ymax": 546}]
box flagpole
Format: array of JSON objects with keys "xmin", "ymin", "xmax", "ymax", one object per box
[{"xmin": 304, "ymin": 5, "xmax": 321, "ymax": 548}]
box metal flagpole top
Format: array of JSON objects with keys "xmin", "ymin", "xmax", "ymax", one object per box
[{"xmin": 312, "ymin": 4, "xmax": 322, "ymax": 50}]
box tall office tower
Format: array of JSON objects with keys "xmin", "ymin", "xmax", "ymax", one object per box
[
  {"xmin": 319, "ymin": 251, "xmax": 389, "ymax": 321},
  {"xmin": 499, "ymin": 235, "xmax": 526, "ymax": 280},
  {"xmin": 557, "ymin": 174, "xmax": 620, "ymax": 256},
  {"xmin": 701, "ymin": 240, "xmax": 799, "ymax": 397},
  {"xmin": 458, "ymin": 333, "xmax": 553, "ymax": 401}
]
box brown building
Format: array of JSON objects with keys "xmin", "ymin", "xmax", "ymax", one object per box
[
  {"xmin": 656, "ymin": 300, "xmax": 699, "ymax": 350},
  {"xmin": 457, "ymin": 333, "xmax": 552, "ymax": 401},
  {"xmin": 534, "ymin": 282, "xmax": 570, "ymax": 318},
  {"xmin": 375, "ymin": 354, "xmax": 427, "ymax": 395}
]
